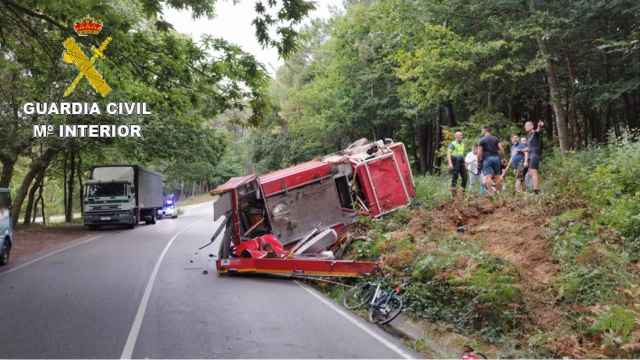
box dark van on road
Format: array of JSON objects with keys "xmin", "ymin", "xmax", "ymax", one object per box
[{"xmin": 0, "ymin": 188, "xmax": 13, "ymax": 266}]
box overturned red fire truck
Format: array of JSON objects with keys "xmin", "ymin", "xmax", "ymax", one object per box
[{"xmin": 210, "ymin": 139, "xmax": 415, "ymax": 278}]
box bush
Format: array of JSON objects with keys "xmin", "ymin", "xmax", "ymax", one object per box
[
  {"xmin": 550, "ymin": 210, "xmax": 632, "ymax": 305},
  {"xmin": 406, "ymin": 235, "xmax": 525, "ymax": 342},
  {"xmin": 589, "ymin": 305, "xmax": 637, "ymax": 341},
  {"xmin": 414, "ymin": 175, "xmax": 451, "ymax": 209},
  {"xmin": 545, "ymin": 138, "xmax": 640, "ymax": 259}
]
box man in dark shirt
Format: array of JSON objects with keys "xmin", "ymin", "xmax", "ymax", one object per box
[
  {"xmin": 477, "ymin": 126, "xmax": 504, "ymax": 195},
  {"xmin": 524, "ymin": 120, "xmax": 544, "ymax": 194}
]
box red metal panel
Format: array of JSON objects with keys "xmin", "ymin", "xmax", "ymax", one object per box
[
  {"xmin": 211, "ymin": 174, "xmax": 256, "ymax": 195},
  {"xmin": 258, "ymin": 160, "xmax": 332, "ymax": 197},
  {"xmin": 367, "ymin": 155, "xmax": 409, "ymax": 215},
  {"xmin": 354, "ymin": 144, "xmax": 414, "ymax": 217},
  {"xmin": 216, "ymin": 257, "xmax": 378, "ymax": 277},
  {"xmin": 390, "ymin": 143, "xmax": 416, "ymax": 197},
  {"xmin": 354, "ymin": 164, "xmax": 380, "ymax": 216}
]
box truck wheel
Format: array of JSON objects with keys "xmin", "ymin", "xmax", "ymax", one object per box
[
  {"xmin": 145, "ymin": 213, "xmax": 156, "ymax": 225},
  {"xmin": 128, "ymin": 214, "xmax": 137, "ymax": 229},
  {"xmin": 0, "ymin": 240, "xmax": 11, "ymax": 266},
  {"xmin": 86, "ymin": 224, "xmax": 97, "ymax": 230}
]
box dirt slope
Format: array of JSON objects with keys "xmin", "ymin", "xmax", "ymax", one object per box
[{"xmin": 418, "ymin": 197, "xmax": 563, "ymax": 330}]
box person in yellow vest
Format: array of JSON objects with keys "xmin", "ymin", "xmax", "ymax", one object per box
[{"xmin": 447, "ymin": 131, "xmax": 468, "ymax": 196}]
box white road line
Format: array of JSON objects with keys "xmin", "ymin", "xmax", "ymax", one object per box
[
  {"xmin": 295, "ymin": 281, "xmax": 414, "ymax": 359},
  {"xmin": 0, "ymin": 235, "xmax": 102, "ymax": 277},
  {"xmin": 120, "ymin": 228, "xmax": 187, "ymax": 359}
]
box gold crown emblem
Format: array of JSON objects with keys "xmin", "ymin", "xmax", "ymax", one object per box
[{"xmin": 73, "ymin": 16, "xmax": 103, "ymax": 36}]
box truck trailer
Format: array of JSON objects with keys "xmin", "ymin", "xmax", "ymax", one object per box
[{"xmin": 83, "ymin": 165, "xmax": 164, "ymax": 229}]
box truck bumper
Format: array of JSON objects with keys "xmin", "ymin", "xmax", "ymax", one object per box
[
  {"xmin": 216, "ymin": 257, "xmax": 378, "ymax": 278},
  {"xmin": 84, "ymin": 211, "xmax": 134, "ymax": 225}
]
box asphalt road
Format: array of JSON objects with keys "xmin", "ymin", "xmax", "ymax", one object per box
[{"xmin": 0, "ymin": 201, "xmax": 415, "ymax": 358}]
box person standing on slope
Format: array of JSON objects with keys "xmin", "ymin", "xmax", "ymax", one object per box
[
  {"xmin": 524, "ymin": 120, "xmax": 545, "ymax": 194},
  {"xmin": 477, "ymin": 126, "xmax": 504, "ymax": 195},
  {"xmin": 502, "ymin": 134, "xmax": 528, "ymax": 193},
  {"xmin": 465, "ymin": 144, "xmax": 484, "ymax": 194},
  {"xmin": 447, "ymin": 131, "xmax": 468, "ymax": 197}
]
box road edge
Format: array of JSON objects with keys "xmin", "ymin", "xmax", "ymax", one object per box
[{"xmin": 295, "ymin": 280, "xmax": 415, "ymax": 359}]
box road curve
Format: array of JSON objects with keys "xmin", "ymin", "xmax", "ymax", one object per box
[{"xmin": 0, "ymin": 201, "xmax": 415, "ymax": 358}]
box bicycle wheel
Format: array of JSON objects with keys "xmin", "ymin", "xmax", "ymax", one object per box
[
  {"xmin": 368, "ymin": 293, "xmax": 403, "ymax": 325},
  {"xmin": 342, "ymin": 283, "xmax": 374, "ymax": 310}
]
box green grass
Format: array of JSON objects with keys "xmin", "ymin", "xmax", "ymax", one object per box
[{"xmin": 414, "ymin": 175, "xmax": 451, "ymax": 209}]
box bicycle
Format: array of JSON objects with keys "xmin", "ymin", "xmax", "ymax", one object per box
[{"xmin": 342, "ymin": 279, "xmax": 403, "ymax": 325}]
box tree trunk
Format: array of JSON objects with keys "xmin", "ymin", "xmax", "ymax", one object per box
[
  {"xmin": 11, "ymin": 147, "xmax": 58, "ymax": 228},
  {"xmin": 530, "ymin": 0, "xmax": 569, "ymax": 152},
  {"xmin": 77, "ymin": 153, "xmax": 84, "ymax": 216},
  {"xmin": 415, "ymin": 116, "xmax": 428, "ymax": 174},
  {"xmin": 445, "ymin": 102, "xmax": 456, "ymax": 127},
  {"xmin": 37, "ymin": 180, "xmax": 45, "ymax": 226},
  {"xmin": 23, "ymin": 169, "xmax": 45, "ymax": 225},
  {"xmin": 538, "ymin": 39, "xmax": 570, "ymax": 152},
  {"xmin": 65, "ymin": 151, "xmax": 76, "ymax": 223},
  {"xmin": 434, "ymin": 108, "xmax": 443, "ymax": 173},
  {"xmin": 0, "ymin": 158, "xmax": 16, "ymax": 188},
  {"xmin": 63, "ymin": 152, "xmax": 68, "ymax": 221}
]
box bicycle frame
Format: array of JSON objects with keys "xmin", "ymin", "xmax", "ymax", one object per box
[{"xmin": 369, "ymin": 283, "xmax": 393, "ymax": 308}]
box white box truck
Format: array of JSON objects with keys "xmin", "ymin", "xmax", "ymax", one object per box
[{"xmin": 83, "ymin": 165, "xmax": 163, "ymax": 229}]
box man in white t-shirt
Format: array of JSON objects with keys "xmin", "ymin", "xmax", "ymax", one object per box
[{"xmin": 465, "ymin": 144, "xmax": 484, "ymax": 193}]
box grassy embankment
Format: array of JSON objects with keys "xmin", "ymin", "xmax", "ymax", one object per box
[{"xmin": 334, "ymin": 137, "xmax": 640, "ymax": 358}]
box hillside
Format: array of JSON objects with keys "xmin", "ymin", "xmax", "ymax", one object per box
[{"xmin": 344, "ymin": 139, "xmax": 640, "ymax": 358}]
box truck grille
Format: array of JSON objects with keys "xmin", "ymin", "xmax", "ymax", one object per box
[{"xmin": 91, "ymin": 205, "xmax": 121, "ymax": 210}]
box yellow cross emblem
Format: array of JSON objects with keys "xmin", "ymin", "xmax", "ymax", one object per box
[{"xmin": 62, "ymin": 36, "xmax": 112, "ymax": 97}]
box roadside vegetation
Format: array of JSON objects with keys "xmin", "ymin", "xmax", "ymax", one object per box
[{"xmin": 339, "ymin": 136, "xmax": 640, "ymax": 357}]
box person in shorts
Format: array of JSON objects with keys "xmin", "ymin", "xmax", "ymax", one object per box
[
  {"xmin": 524, "ymin": 120, "xmax": 544, "ymax": 194},
  {"xmin": 502, "ymin": 134, "xmax": 527, "ymax": 192},
  {"xmin": 477, "ymin": 126, "xmax": 504, "ymax": 195}
]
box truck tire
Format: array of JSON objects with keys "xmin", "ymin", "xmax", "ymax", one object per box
[
  {"xmin": 145, "ymin": 212, "xmax": 156, "ymax": 225},
  {"xmin": 128, "ymin": 213, "xmax": 137, "ymax": 229},
  {"xmin": 0, "ymin": 240, "xmax": 11, "ymax": 266},
  {"xmin": 86, "ymin": 224, "xmax": 98, "ymax": 230}
]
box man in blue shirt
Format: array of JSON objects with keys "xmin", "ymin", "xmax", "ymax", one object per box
[{"xmin": 502, "ymin": 134, "xmax": 527, "ymax": 192}]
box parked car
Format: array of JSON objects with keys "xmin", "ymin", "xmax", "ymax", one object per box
[{"xmin": 0, "ymin": 188, "xmax": 13, "ymax": 266}]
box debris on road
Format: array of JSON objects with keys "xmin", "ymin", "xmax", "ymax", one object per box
[{"xmin": 210, "ymin": 139, "xmax": 415, "ymax": 278}]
